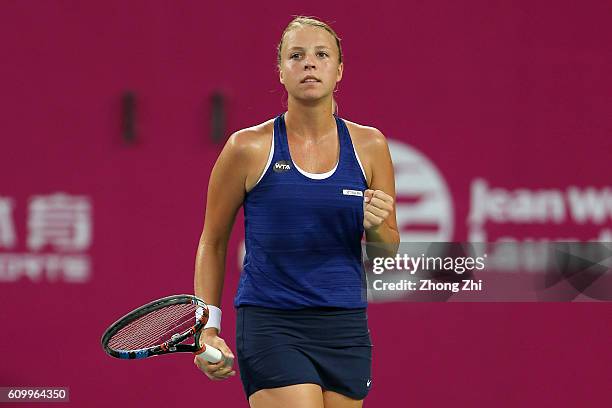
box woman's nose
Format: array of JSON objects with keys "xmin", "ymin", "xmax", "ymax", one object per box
[{"xmin": 303, "ymin": 54, "xmax": 316, "ymax": 69}]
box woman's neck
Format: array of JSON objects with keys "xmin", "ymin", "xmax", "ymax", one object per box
[{"xmin": 285, "ymin": 98, "xmax": 336, "ymax": 141}]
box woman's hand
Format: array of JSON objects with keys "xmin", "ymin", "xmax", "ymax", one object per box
[
  {"xmin": 363, "ymin": 189, "xmax": 394, "ymax": 231},
  {"xmin": 193, "ymin": 329, "xmax": 236, "ymax": 381}
]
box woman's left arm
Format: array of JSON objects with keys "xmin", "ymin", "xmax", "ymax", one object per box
[{"xmin": 362, "ymin": 129, "xmax": 400, "ymax": 257}]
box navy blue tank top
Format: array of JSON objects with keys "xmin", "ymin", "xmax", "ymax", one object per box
[{"xmin": 234, "ymin": 113, "xmax": 368, "ymax": 309}]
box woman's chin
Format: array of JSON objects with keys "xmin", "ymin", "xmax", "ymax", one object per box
[{"xmin": 291, "ymin": 91, "xmax": 331, "ymax": 104}]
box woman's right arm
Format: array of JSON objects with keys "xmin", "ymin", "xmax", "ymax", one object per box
[{"xmin": 193, "ymin": 129, "xmax": 262, "ymax": 380}]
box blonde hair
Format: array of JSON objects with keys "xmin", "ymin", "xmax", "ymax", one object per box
[{"xmin": 277, "ymin": 16, "xmax": 343, "ymax": 65}]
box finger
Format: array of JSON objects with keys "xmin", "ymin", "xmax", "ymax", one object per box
[
  {"xmin": 366, "ymin": 190, "xmax": 394, "ymax": 205},
  {"xmin": 194, "ymin": 358, "xmax": 212, "ymax": 374},
  {"xmin": 210, "ymin": 368, "xmax": 235, "ymax": 380},
  {"xmin": 364, "ymin": 212, "xmax": 382, "ymax": 228},
  {"xmin": 372, "ymin": 189, "xmax": 393, "ymax": 202},
  {"xmin": 196, "ymin": 357, "xmax": 225, "ymax": 373},
  {"xmin": 195, "ymin": 358, "xmax": 217, "ymax": 376},
  {"xmin": 194, "ymin": 355, "xmax": 207, "ymax": 369},
  {"xmin": 215, "ymin": 366, "xmax": 235, "ymax": 377},
  {"xmin": 206, "ymin": 360, "xmax": 227, "ymax": 372},
  {"xmin": 366, "ymin": 204, "xmax": 389, "ymax": 219},
  {"xmin": 368, "ymin": 197, "xmax": 393, "ymax": 212}
]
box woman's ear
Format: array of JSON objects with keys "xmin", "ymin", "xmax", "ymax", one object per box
[
  {"xmin": 279, "ymin": 66, "xmax": 284, "ymax": 84},
  {"xmin": 336, "ymin": 62, "xmax": 344, "ymax": 83}
]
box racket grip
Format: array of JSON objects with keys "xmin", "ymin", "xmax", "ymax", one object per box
[{"xmin": 196, "ymin": 344, "xmax": 234, "ymax": 367}]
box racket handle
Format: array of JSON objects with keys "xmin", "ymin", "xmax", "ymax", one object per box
[{"xmin": 196, "ymin": 344, "xmax": 234, "ymax": 367}]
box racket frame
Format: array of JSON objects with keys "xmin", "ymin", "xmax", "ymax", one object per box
[{"xmin": 101, "ymin": 294, "xmax": 210, "ymax": 360}]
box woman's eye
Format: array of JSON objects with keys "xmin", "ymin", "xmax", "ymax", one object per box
[
  {"xmin": 290, "ymin": 53, "xmax": 301, "ymax": 59},
  {"xmin": 317, "ymin": 52, "xmax": 329, "ymax": 58}
]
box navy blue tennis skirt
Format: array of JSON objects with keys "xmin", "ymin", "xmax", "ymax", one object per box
[{"xmin": 236, "ymin": 305, "xmax": 373, "ymax": 400}]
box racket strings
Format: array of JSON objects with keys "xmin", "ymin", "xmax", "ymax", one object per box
[
  {"xmin": 112, "ymin": 307, "xmax": 178, "ymax": 347},
  {"xmin": 110, "ymin": 305, "xmax": 195, "ymax": 350},
  {"xmin": 124, "ymin": 305, "xmax": 196, "ymax": 348},
  {"xmin": 108, "ymin": 303, "xmax": 198, "ymax": 350},
  {"xmin": 152, "ymin": 314, "xmax": 197, "ymax": 344},
  {"xmin": 129, "ymin": 307, "xmax": 192, "ymax": 340}
]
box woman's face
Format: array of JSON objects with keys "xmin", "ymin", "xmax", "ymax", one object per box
[{"xmin": 279, "ymin": 26, "xmax": 343, "ymax": 103}]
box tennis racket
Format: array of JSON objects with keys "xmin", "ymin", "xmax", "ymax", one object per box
[{"xmin": 101, "ymin": 294, "xmax": 233, "ymax": 367}]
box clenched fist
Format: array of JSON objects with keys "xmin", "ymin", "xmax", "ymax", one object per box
[{"xmin": 363, "ymin": 189, "xmax": 394, "ymax": 231}]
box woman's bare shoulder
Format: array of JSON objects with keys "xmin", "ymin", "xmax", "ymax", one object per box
[
  {"xmin": 342, "ymin": 118, "xmax": 388, "ymax": 152},
  {"xmin": 221, "ymin": 118, "xmax": 275, "ymax": 190},
  {"xmin": 227, "ymin": 118, "xmax": 275, "ymax": 156}
]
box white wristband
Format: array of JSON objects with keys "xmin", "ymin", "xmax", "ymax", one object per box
[{"xmin": 196, "ymin": 305, "xmax": 222, "ymax": 333}]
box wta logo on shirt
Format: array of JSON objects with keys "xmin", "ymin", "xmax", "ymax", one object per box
[{"xmin": 273, "ymin": 160, "xmax": 291, "ymax": 173}]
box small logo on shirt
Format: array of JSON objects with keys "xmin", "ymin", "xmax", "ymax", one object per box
[
  {"xmin": 366, "ymin": 379, "xmax": 372, "ymax": 388},
  {"xmin": 273, "ymin": 160, "xmax": 291, "ymax": 173},
  {"xmin": 343, "ymin": 189, "xmax": 364, "ymax": 197}
]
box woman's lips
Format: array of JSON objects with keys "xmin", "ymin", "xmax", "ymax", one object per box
[{"xmin": 301, "ymin": 76, "xmax": 321, "ymax": 83}]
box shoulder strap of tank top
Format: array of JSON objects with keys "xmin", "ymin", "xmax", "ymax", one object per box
[
  {"xmin": 277, "ymin": 113, "xmax": 291, "ymax": 159},
  {"xmin": 335, "ymin": 115, "xmax": 357, "ymax": 171}
]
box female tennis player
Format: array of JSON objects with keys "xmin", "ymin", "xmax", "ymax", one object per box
[{"xmin": 193, "ymin": 16, "xmax": 399, "ymax": 408}]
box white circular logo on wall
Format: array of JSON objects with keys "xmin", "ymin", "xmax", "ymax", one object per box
[{"xmin": 388, "ymin": 139, "xmax": 454, "ymax": 241}]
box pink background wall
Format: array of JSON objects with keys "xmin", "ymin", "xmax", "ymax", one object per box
[{"xmin": 1, "ymin": 1, "xmax": 611, "ymax": 406}]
